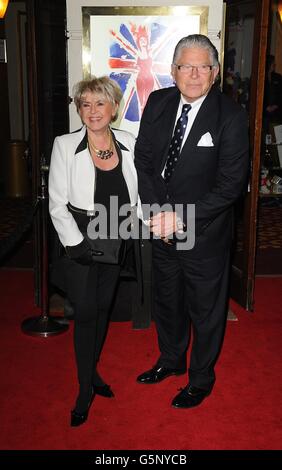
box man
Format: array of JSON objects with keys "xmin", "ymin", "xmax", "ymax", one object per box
[{"xmin": 134, "ymin": 34, "xmax": 249, "ymax": 409}]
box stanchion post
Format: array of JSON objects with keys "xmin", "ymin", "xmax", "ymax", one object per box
[{"xmin": 21, "ymin": 156, "xmax": 69, "ymax": 337}]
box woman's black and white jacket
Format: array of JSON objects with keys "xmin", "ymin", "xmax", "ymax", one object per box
[{"xmin": 49, "ymin": 125, "xmax": 139, "ymax": 248}]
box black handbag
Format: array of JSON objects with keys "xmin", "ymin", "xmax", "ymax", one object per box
[
  {"xmin": 67, "ymin": 202, "xmax": 126, "ymax": 265},
  {"xmin": 84, "ymin": 234, "xmax": 126, "ymax": 265}
]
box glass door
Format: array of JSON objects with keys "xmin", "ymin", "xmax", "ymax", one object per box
[{"xmin": 223, "ymin": 0, "xmax": 270, "ymax": 309}]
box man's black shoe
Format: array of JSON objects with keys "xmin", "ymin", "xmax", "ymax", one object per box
[
  {"xmin": 171, "ymin": 384, "xmax": 211, "ymax": 408},
  {"xmin": 137, "ymin": 366, "xmax": 186, "ymax": 384}
]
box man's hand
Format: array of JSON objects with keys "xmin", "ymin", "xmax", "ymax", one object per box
[{"xmin": 150, "ymin": 211, "xmax": 179, "ymax": 239}]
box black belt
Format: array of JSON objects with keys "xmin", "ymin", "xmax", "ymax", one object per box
[{"xmin": 67, "ymin": 202, "xmax": 95, "ymax": 217}]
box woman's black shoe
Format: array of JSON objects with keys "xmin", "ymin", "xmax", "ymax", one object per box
[
  {"xmin": 93, "ymin": 383, "xmax": 114, "ymax": 398},
  {"xmin": 70, "ymin": 390, "xmax": 95, "ymax": 427},
  {"xmin": 71, "ymin": 408, "xmax": 90, "ymax": 427}
]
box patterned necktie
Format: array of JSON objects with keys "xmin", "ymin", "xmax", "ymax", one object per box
[{"xmin": 164, "ymin": 104, "xmax": 191, "ymax": 183}]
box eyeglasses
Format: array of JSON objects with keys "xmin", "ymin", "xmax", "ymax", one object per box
[{"xmin": 174, "ymin": 64, "xmax": 214, "ymax": 75}]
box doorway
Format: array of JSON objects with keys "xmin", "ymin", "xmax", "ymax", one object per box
[
  {"xmin": 224, "ymin": 0, "xmax": 282, "ymax": 283},
  {"xmin": 0, "ymin": 0, "xmax": 69, "ymax": 307},
  {"xmin": 0, "ymin": 0, "xmax": 32, "ymax": 269},
  {"xmin": 256, "ymin": 0, "xmax": 282, "ymax": 276},
  {"xmin": 223, "ymin": 0, "xmax": 278, "ymax": 310}
]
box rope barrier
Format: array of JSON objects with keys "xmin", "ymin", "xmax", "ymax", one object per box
[
  {"xmin": 20, "ymin": 159, "xmax": 69, "ymax": 337},
  {"xmin": 0, "ymin": 157, "xmax": 69, "ymax": 337}
]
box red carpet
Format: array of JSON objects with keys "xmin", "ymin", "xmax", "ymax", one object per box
[{"xmin": 0, "ymin": 269, "xmax": 281, "ymax": 450}]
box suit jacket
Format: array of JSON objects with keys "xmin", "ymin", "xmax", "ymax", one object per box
[
  {"xmin": 135, "ymin": 85, "xmax": 249, "ymax": 257},
  {"xmin": 49, "ymin": 125, "xmax": 138, "ymax": 248}
]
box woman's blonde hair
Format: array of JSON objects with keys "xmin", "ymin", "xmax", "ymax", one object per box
[{"xmin": 73, "ymin": 76, "xmax": 123, "ymax": 122}]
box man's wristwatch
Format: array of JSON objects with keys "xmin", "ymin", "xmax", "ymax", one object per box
[{"xmin": 176, "ymin": 215, "xmax": 186, "ymax": 233}]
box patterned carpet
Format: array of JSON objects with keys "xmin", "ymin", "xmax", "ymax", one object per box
[
  {"xmin": 0, "ymin": 197, "xmax": 34, "ymax": 267},
  {"xmin": 234, "ymin": 198, "xmax": 282, "ymax": 274},
  {"xmin": 256, "ymin": 203, "xmax": 282, "ymax": 274},
  {"xmin": 257, "ymin": 205, "xmax": 282, "ymax": 250},
  {"xmin": 0, "ymin": 198, "xmax": 33, "ymax": 240},
  {"xmin": 236, "ymin": 200, "xmax": 282, "ymax": 250}
]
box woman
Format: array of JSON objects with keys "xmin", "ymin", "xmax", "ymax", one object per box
[
  {"xmin": 131, "ymin": 24, "xmax": 155, "ymax": 114},
  {"xmin": 49, "ymin": 76, "xmax": 139, "ymax": 427}
]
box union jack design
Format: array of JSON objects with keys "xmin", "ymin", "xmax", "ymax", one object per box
[{"xmin": 108, "ymin": 21, "xmax": 178, "ymax": 122}]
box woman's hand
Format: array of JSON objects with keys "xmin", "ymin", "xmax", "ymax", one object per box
[{"xmin": 65, "ymin": 239, "xmax": 103, "ymax": 265}]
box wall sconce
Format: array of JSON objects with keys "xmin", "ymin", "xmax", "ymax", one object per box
[
  {"xmin": 278, "ymin": 2, "xmax": 282, "ymax": 24},
  {"xmin": 0, "ymin": 0, "xmax": 9, "ymax": 19}
]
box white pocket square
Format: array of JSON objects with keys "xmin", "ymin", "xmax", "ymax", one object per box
[{"xmin": 197, "ymin": 132, "xmax": 214, "ymax": 147}]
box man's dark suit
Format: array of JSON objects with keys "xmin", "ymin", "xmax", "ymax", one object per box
[{"xmin": 135, "ymin": 84, "xmax": 249, "ymax": 390}]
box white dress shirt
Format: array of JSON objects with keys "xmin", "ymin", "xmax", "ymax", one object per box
[{"xmin": 162, "ymin": 93, "xmax": 207, "ymax": 176}]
